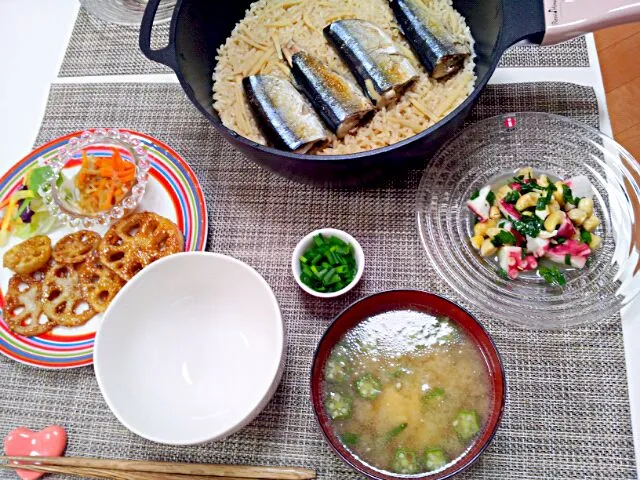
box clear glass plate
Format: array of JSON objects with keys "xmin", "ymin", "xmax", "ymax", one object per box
[{"xmin": 416, "ymin": 112, "xmax": 640, "ymax": 329}]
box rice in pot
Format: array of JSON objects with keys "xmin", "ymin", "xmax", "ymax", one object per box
[{"xmin": 212, "ymin": 0, "xmax": 476, "ymax": 155}]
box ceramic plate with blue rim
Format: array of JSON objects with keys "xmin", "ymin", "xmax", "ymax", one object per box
[{"xmin": 0, "ymin": 129, "xmax": 208, "ymax": 368}]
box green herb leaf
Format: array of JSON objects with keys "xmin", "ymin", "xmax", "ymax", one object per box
[
  {"xmin": 491, "ymin": 230, "xmax": 516, "ymax": 247},
  {"xmin": 486, "ymin": 191, "xmax": 496, "ymax": 206},
  {"xmin": 497, "ymin": 268, "xmax": 509, "ymax": 279},
  {"xmin": 341, "ymin": 432, "xmax": 360, "ymax": 446},
  {"xmin": 564, "ymin": 253, "xmax": 572, "ymax": 266},
  {"xmin": 561, "ymin": 184, "xmax": 577, "ymax": 205},
  {"xmin": 513, "ymin": 215, "xmax": 544, "ymax": 238},
  {"xmin": 470, "ymin": 190, "xmax": 480, "ymax": 200},
  {"xmin": 27, "ymin": 166, "xmax": 55, "ymax": 194},
  {"xmin": 539, "ymin": 266, "xmax": 567, "ymax": 286},
  {"xmin": 555, "ymin": 237, "xmax": 567, "ymax": 244},
  {"xmin": 580, "ymin": 229, "xmax": 592, "ymax": 245},
  {"xmin": 512, "ymin": 177, "xmax": 543, "ymax": 194},
  {"xmin": 504, "ymin": 190, "xmax": 521, "ymax": 204}
]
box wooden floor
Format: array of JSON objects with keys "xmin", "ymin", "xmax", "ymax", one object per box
[{"xmin": 595, "ymin": 25, "xmax": 640, "ymax": 159}]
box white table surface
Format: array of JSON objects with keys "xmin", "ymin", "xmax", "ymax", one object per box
[{"xmin": 0, "ymin": 1, "xmax": 638, "ymax": 475}]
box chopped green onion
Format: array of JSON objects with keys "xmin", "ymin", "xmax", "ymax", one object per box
[
  {"xmin": 486, "ymin": 191, "xmax": 496, "ymax": 205},
  {"xmin": 299, "ymin": 235, "xmax": 357, "ymax": 293},
  {"xmin": 383, "ymin": 423, "xmax": 408, "ymax": 443},
  {"xmin": 423, "ymin": 387, "xmax": 445, "ymax": 401},
  {"xmin": 470, "ymin": 190, "xmax": 480, "ymax": 200},
  {"xmin": 580, "ymin": 229, "xmax": 592, "ymax": 245},
  {"xmin": 564, "ymin": 254, "xmax": 571, "ymax": 266}
]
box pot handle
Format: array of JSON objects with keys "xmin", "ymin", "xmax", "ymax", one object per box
[
  {"xmin": 500, "ymin": 0, "xmax": 547, "ymax": 51},
  {"xmin": 541, "ymin": 0, "xmax": 640, "ymax": 45},
  {"xmin": 139, "ymin": 0, "xmax": 178, "ymax": 71}
]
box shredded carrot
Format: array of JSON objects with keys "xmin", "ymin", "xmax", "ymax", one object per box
[{"xmin": 74, "ymin": 149, "xmax": 136, "ymax": 214}]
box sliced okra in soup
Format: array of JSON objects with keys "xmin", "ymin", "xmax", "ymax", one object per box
[
  {"xmin": 355, "ymin": 373, "xmax": 382, "ymax": 400},
  {"xmin": 391, "ymin": 448, "xmax": 420, "ymax": 474},
  {"xmin": 423, "ymin": 447, "xmax": 449, "ymax": 471},
  {"xmin": 325, "ymin": 391, "xmax": 353, "ymax": 420},
  {"xmin": 452, "ymin": 409, "xmax": 481, "ymax": 441},
  {"xmin": 325, "ymin": 345, "xmax": 352, "ymax": 383}
]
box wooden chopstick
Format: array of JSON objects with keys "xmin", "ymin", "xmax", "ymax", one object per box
[
  {"xmin": 0, "ymin": 456, "xmax": 316, "ymax": 479},
  {"xmin": 1, "ymin": 463, "xmax": 258, "ymax": 479}
]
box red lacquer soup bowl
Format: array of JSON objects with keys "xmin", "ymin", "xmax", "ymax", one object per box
[{"xmin": 310, "ymin": 290, "xmax": 506, "ymax": 479}]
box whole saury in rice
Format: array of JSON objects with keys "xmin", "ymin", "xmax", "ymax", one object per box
[
  {"xmin": 282, "ymin": 41, "xmax": 375, "ymax": 139},
  {"xmin": 324, "ymin": 19, "xmax": 419, "ymax": 108},
  {"xmin": 243, "ymin": 75, "xmax": 329, "ymax": 153},
  {"xmin": 390, "ymin": 0, "xmax": 470, "ymax": 79}
]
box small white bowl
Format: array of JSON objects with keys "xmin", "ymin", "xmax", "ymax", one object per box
[
  {"xmin": 94, "ymin": 252, "xmax": 285, "ymax": 445},
  {"xmin": 291, "ymin": 228, "xmax": 365, "ymax": 299}
]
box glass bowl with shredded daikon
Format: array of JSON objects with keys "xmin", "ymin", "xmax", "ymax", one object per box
[{"xmin": 41, "ymin": 129, "xmax": 150, "ymax": 229}]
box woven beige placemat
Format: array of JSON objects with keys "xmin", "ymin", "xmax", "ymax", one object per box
[
  {"xmin": 500, "ymin": 37, "xmax": 589, "ymax": 68},
  {"xmin": 57, "ymin": 8, "xmax": 590, "ymax": 77},
  {"xmin": 0, "ymin": 81, "xmax": 634, "ymax": 479}
]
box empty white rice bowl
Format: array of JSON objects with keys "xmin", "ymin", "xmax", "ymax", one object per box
[{"xmin": 94, "ymin": 252, "xmax": 285, "ymax": 445}]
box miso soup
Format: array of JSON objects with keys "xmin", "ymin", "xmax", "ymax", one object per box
[{"xmin": 322, "ymin": 310, "xmax": 491, "ymax": 474}]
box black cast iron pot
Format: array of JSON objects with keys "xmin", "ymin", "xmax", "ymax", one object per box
[{"xmin": 139, "ymin": 0, "xmax": 638, "ymax": 186}]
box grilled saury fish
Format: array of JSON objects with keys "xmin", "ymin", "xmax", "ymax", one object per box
[
  {"xmin": 243, "ymin": 75, "xmax": 329, "ymax": 154},
  {"xmin": 390, "ymin": 0, "xmax": 470, "ymax": 80},
  {"xmin": 282, "ymin": 41, "xmax": 375, "ymax": 139},
  {"xmin": 324, "ymin": 19, "xmax": 419, "ymax": 108}
]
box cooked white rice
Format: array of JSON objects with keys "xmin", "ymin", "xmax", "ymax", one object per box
[{"xmin": 212, "ymin": 0, "xmax": 476, "ymax": 155}]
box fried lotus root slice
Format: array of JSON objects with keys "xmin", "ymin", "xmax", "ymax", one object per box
[
  {"xmin": 3, "ymin": 235, "xmax": 52, "ymax": 274},
  {"xmin": 99, "ymin": 212, "xmax": 184, "ymax": 280},
  {"xmin": 99, "ymin": 231, "xmax": 148, "ymax": 281},
  {"xmin": 140, "ymin": 214, "xmax": 185, "ymax": 259},
  {"xmin": 78, "ymin": 254, "xmax": 125, "ymax": 312},
  {"xmin": 42, "ymin": 263, "xmax": 96, "ymax": 327},
  {"xmin": 52, "ymin": 230, "xmax": 101, "ymax": 264},
  {"xmin": 5, "ymin": 273, "xmax": 54, "ymax": 336}
]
